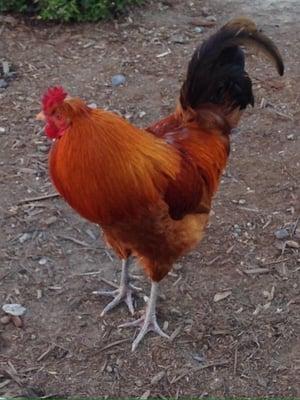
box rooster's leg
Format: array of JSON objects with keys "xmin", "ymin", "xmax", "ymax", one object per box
[
  {"xmin": 93, "ymin": 258, "xmax": 140, "ymax": 316},
  {"xmin": 119, "ymin": 281, "xmax": 170, "ymax": 351}
]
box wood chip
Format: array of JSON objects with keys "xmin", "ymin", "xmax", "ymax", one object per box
[
  {"xmin": 285, "ymin": 240, "xmax": 299, "ymax": 249},
  {"xmin": 151, "ymin": 370, "xmax": 166, "ymax": 385},
  {"xmin": 156, "ymin": 49, "xmax": 171, "ymax": 58},
  {"xmin": 213, "ymin": 290, "xmax": 232, "ymax": 302},
  {"xmin": 170, "ymin": 360, "xmax": 229, "ymax": 384},
  {"xmin": 140, "ymin": 390, "xmax": 151, "ymax": 399},
  {"xmin": 243, "ymin": 268, "xmax": 270, "ymax": 275},
  {"xmin": 0, "ymin": 379, "xmax": 11, "ymax": 389},
  {"xmin": 170, "ymin": 325, "xmax": 182, "ymax": 341}
]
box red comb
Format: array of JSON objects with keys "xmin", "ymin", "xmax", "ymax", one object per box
[{"xmin": 42, "ymin": 86, "xmax": 67, "ymax": 112}]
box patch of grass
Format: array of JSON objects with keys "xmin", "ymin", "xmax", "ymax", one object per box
[{"xmin": 0, "ymin": 0, "xmax": 145, "ymax": 21}]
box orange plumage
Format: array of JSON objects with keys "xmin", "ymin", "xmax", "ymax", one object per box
[{"xmin": 37, "ymin": 18, "xmax": 283, "ymax": 350}]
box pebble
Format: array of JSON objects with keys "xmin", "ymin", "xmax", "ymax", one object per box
[
  {"xmin": 287, "ymin": 134, "xmax": 294, "ymax": 140},
  {"xmin": 38, "ymin": 257, "xmax": 48, "ymax": 265},
  {"xmin": 44, "ymin": 216, "xmax": 58, "ymax": 226},
  {"xmin": 194, "ymin": 26, "xmax": 204, "ymax": 33},
  {"xmin": 0, "ymin": 315, "xmax": 11, "ymax": 325},
  {"xmin": 206, "ymin": 15, "xmax": 217, "ymax": 22},
  {"xmin": 19, "ymin": 232, "xmax": 31, "ymax": 244},
  {"xmin": 88, "ymin": 103, "xmax": 97, "ymax": 109},
  {"xmin": 12, "ymin": 315, "xmax": 23, "ymax": 327},
  {"xmin": 274, "ymin": 228, "xmax": 289, "ymax": 240},
  {"xmin": 238, "ymin": 199, "xmax": 246, "ymax": 204},
  {"xmin": 138, "ymin": 111, "xmax": 146, "ymax": 118},
  {"xmin": 37, "ymin": 145, "xmax": 49, "ymax": 153},
  {"xmin": 0, "ymin": 127, "xmax": 6, "ymax": 134},
  {"xmin": 0, "ymin": 79, "xmax": 8, "ymax": 89},
  {"xmin": 172, "ymin": 34, "xmax": 187, "ymax": 44},
  {"xmin": 2, "ymin": 303, "xmax": 26, "ymax": 316},
  {"xmin": 111, "ymin": 74, "xmax": 126, "ymax": 87}
]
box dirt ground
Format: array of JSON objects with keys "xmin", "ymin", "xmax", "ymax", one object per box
[{"xmin": 0, "ymin": 0, "xmax": 299, "ymax": 397}]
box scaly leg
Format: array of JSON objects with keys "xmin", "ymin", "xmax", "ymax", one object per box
[
  {"xmin": 93, "ymin": 258, "xmax": 140, "ymax": 316},
  {"xmin": 119, "ymin": 281, "xmax": 170, "ymax": 351}
]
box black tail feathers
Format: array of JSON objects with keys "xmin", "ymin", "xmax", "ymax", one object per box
[{"xmin": 180, "ymin": 17, "xmax": 284, "ymax": 112}]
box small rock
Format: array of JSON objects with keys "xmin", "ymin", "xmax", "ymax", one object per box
[
  {"xmin": 2, "ymin": 303, "xmax": 26, "ymax": 316},
  {"xmin": 138, "ymin": 111, "xmax": 146, "ymax": 118},
  {"xmin": 11, "ymin": 315, "xmax": 23, "ymax": 328},
  {"xmin": 88, "ymin": 103, "xmax": 97, "ymax": 109},
  {"xmin": 206, "ymin": 15, "xmax": 217, "ymax": 22},
  {"xmin": 38, "ymin": 257, "xmax": 48, "ymax": 265},
  {"xmin": 0, "ymin": 79, "xmax": 8, "ymax": 89},
  {"xmin": 194, "ymin": 26, "xmax": 204, "ymax": 33},
  {"xmin": 0, "ymin": 127, "xmax": 6, "ymax": 134},
  {"xmin": 274, "ymin": 228, "xmax": 289, "ymax": 240},
  {"xmin": 106, "ymin": 365, "xmax": 113, "ymax": 373},
  {"xmin": 0, "ymin": 315, "xmax": 11, "ymax": 325},
  {"xmin": 111, "ymin": 74, "xmax": 126, "ymax": 87},
  {"xmin": 172, "ymin": 35, "xmax": 187, "ymax": 44},
  {"xmin": 238, "ymin": 199, "xmax": 246, "ymax": 204},
  {"xmin": 192, "ymin": 352, "xmax": 206, "ymax": 363},
  {"xmin": 135, "ymin": 379, "xmax": 143, "ymax": 387},
  {"xmin": 37, "ymin": 145, "xmax": 49, "ymax": 153},
  {"xmin": 287, "ymin": 134, "xmax": 294, "ymax": 140},
  {"xmin": 19, "ymin": 232, "xmax": 31, "ymax": 244},
  {"xmin": 44, "ymin": 216, "xmax": 57, "ymax": 226},
  {"xmin": 125, "ymin": 112, "xmax": 133, "ymax": 120}
]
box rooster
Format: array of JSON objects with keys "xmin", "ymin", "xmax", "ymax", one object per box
[{"xmin": 36, "ymin": 18, "xmax": 284, "ymax": 350}]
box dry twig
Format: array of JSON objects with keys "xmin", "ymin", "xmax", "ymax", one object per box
[{"xmin": 18, "ymin": 193, "xmax": 59, "ymax": 205}]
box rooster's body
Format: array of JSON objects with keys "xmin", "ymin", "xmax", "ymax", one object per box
[{"xmin": 37, "ymin": 18, "xmax": 284, "ymax": 350}]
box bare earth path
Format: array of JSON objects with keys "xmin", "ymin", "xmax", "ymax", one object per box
[{"xmin": 0, "ymin": 0, "xmax": 299, "ymax": 397}]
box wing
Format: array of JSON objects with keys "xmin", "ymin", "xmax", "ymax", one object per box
[{"xmin": 147, "ymin": 114, "xmax": 229, "ymax": 220}]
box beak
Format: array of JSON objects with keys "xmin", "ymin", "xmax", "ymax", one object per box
[{"xmin": 36, "ymin": 111, "xmax": 46, "ymax": 121}]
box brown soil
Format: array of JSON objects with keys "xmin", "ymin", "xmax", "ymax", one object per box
[{"xmin": 0, "ymin": 0, "xmax": 299, "ymax": 397}]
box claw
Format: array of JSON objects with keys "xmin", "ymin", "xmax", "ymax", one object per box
[
  {"xmin": 93, "ymin": 258, "xmax": 138, "ymax": 316},
  {"xmin": 94, "ymin": 287, "xmax": 135, "ymax": 316},
  {"xmin": 119, "ymin": 281, "xmax": 170, "ymax": 351}
]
